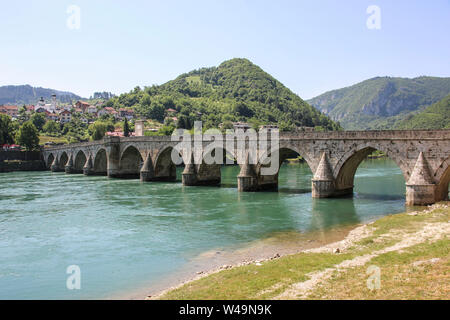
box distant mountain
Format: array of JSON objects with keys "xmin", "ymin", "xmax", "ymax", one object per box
[
  {"xmin": 395, "ymin": 94, "xmax": 450, "ymax": 129},
  {"xmin": 307, "ymin": 76, "xmax": 450, "ymax": 130},
  {"xmin": 108, "ymin": 58, "xmax": 341, "ymax": 131},
  {"xmin": 0, "ymin": 85, "xmax": 83, "ymax": 105}
]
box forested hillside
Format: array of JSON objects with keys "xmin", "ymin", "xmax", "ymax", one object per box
[
  {"xmin": 105, "ymin": 58, "xmax": 341, "ymax": 131},
  {"xmin": 308, "ymin": 76, "xmax": 450, "ymax": 130},
  {"xmin": 395, "ymin": 94, "xmax": 450, "ymax": 129}
]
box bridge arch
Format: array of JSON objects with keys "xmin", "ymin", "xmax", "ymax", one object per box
[
  {"xmin": 257, "ymin": 146, "xmax": 314, "ymax": 175},
  {"xmin": 435, "ymin": 156, "xmax": 450, "ymax": 201},
  {"xmin": 119, "ymin": 145, "xmax": 143, "ymax": 179},
  {"xmin": 153, "ymin": 145, "xmax": 180, "ymax": 181},
  {"xmin": 334, "ymin": 144, "xmax": 407, "ymax": 193},
  {"xmin": 59, "ymin": 152, "xmax": 69, "ymax": 170},
  {"xmin": 46, "ymin": 153, "xmax": 55, "ymax": 169},
  {"xmin": 256, "ymin": 146, "xmax": 314, "ymax": 191},
  {"xmin": 195, "ymin": 146, "xmax": 237, "ymax": 186},
  {"xmin": 93, "ymin": 148, "xmax": 108, "ymax": 175},
  {"xmin": 73, "ymin": 150, "xmax": 87, "ymax": 173}
]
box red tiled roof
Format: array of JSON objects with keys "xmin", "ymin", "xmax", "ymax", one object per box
[{"xmin": 1, "ymin": 105, "xmax": 18, "ymax": 110}]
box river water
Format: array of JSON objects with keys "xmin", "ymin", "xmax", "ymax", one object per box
[{"xmin": 0, "ymin": 159, "xmax": 408, "ymax": 299}]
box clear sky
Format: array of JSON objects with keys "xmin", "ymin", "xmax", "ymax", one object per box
[{"xmin": 1, "ymin": 0, "xmax": 449, "ymax": 99}]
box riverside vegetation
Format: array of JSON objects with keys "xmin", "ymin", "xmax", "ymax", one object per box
[{"xmin": 159, "ymin": 202, "xmax": 449, "ymax": 300}]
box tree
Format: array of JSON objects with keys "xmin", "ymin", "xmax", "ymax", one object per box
[
  {"xmin": 234, "ymin": 102, "xmax": 254, "ymax": 118},
  {"xmin": 31, "ymin": 112, "xmax": 46, "ymax": 131},
  {"xmin": 17, "ymin": 106, "xmax": 29, "ymax": 124},
  {"xmin": 16, "ymin": 121, "xmax": 40, "ymax": 150},
  {"xmin": 0, "ymin": 114, "xmax": 15, "ymax": 145},
  {"xmin": 149, "ymin": 102, "xmax": 165, "ymax": 122},
  {"xmin": 43, "ymin": 120, "xmax": 60, "ymax": 135},
  {"xmin": 123, "ymin": 118, "xmax": 130, "ymax": 137},
  {"xmin": 177, "ymin": 114, "xmax": 192, "ymax": 129},
  {"xmin": 88, "ymin": 122, "xmax": 108, "ymax": 140},
  {"xmin": 157, "ymin": 124, "xmax": 175, "ymax": 136},
  {"xmin": 221, "ymin": 120, "xmax": 233, "ymax": 130}
]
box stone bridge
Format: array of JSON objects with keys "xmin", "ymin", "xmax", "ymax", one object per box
[{"xmin": 42, "ymin": 130, "xmax": 450, "ymax": 206}]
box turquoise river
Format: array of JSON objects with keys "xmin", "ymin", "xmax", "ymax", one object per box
[{"xmin": 0, "ymin": 159, "xmax": 414, "ymax": 299}]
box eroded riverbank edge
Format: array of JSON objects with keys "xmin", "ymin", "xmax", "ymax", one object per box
[{"xmin": 149, "ymin": 202, "xmax": 449, "ymax": 300}]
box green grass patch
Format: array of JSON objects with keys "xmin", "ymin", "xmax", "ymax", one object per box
[{"xmin": 39, "ymin": 134, "xmax": 68, "ymax": 145}]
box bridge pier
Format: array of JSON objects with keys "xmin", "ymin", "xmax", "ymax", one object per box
[
  {"xmin": 65, "ymin": 154, "xmax": 74, "ymax": 174},
  {"xmin": 237, "ymin": 153, "xmax": 258, "ymax": 191},
  {"xmin": 83, "ymin": 156, "xmax": 94, "ymax": 176},
  {"xmin": 181, "ymin": 153, "xmax": 197, "ymax": 186},
  {"xmin": 182, "ymin": 154, "xmax": 221, "ymax": 186},
  {"xmin": 140, "ymin": 154, "xmax": 154, "ymax": 182},
  {"xmin": 406, "ymin": 152, "xmax": 436, "ymax": 206},
  {"xmin": 311, "ymin": 152, "xmax": 338, "ymax": 198},
  {"xmin": 50, "ymin": 157, "xmax": 63, "ymax": 172}
]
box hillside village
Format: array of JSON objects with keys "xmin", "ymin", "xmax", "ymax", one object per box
[{"xmin": 0, "ymin": 94, "xmax": 135, "ymax": 125}]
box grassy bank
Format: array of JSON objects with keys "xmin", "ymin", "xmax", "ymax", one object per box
[
  {"xmin": 159, "ymin": 202, "xmax": 449, "ymax": 300},
  {"xmin": 39, "ymin": 134, "xmax": 68, "ymax": 145}
]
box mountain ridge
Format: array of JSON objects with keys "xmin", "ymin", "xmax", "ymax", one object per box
[
  {"xmin": 106, "ymin": 58, "xmax": 341, "ymax": 131},
  {"xmin": 307, "ymin": 76, "xmax": 450, "ymax": 130},
  {"xmin": 0, "ymin": 84, "xmax": 83, "ymax": 105},
  {"xmin": 395, "ymin": 94, "xmax": 450, "ymax": 129}
]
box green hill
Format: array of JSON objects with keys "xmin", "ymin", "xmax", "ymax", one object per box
[
  {"xmin": 106, "ymin": 58, "xmax": 341, "ymax": 131},
  {"xmin": 307, "ymin": 76, "xmax": 450, "ymax": 130},
  {"xmin": 0, "ymin": 85, "xmax": 82, "ymax": 105},
  {"xmin": 395, "ymin": 94, "xmax": 450, "ymax": 129}
]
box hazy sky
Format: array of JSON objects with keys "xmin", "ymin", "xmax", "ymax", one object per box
[{"xmin": 1, "ymin": 0, "xmax": 449, "ymax": 99}]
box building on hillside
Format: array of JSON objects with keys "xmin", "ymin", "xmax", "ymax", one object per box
[
  {"xmin": 0, "ymin": 105, "xmax": 19, "ymax": 118},
  {"xmin": 98, "ymin": 107, "xmax": 118, "ymax": 118},
  {"xmin": 36, "ymin": 97, "xmax": 46, "ymax": 110},
  {"xmin": 59, "ymin": 110, "xmax": 72, "ymax": 123},
  {"xmin": 119, "ymin": 108, "xmax": 134, "ymax": 120},
  {"xmin": 46, "ymin": 111, "xmax": 60, "ymax": 122},
  {"xmin": 87, "ymin": 105, "xmax": 97, "ymax": 114},
  {"xmin": 50, "ymin": 94, "xmax": 57, "ymax": 110},
  {"xmin": 36, "ymin": 95, "xmax": 57, "ymax": 112},
  {"xmin": 25, "ymin": 105, "xmax": 35, "ymax": 114},
  {"xmin": 166, "ymin": 108, "xmax": 177, "ymax": 115},
  {"xmin": 75, "ymin": 101, "xmax": 90, "ymax": 112}
]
